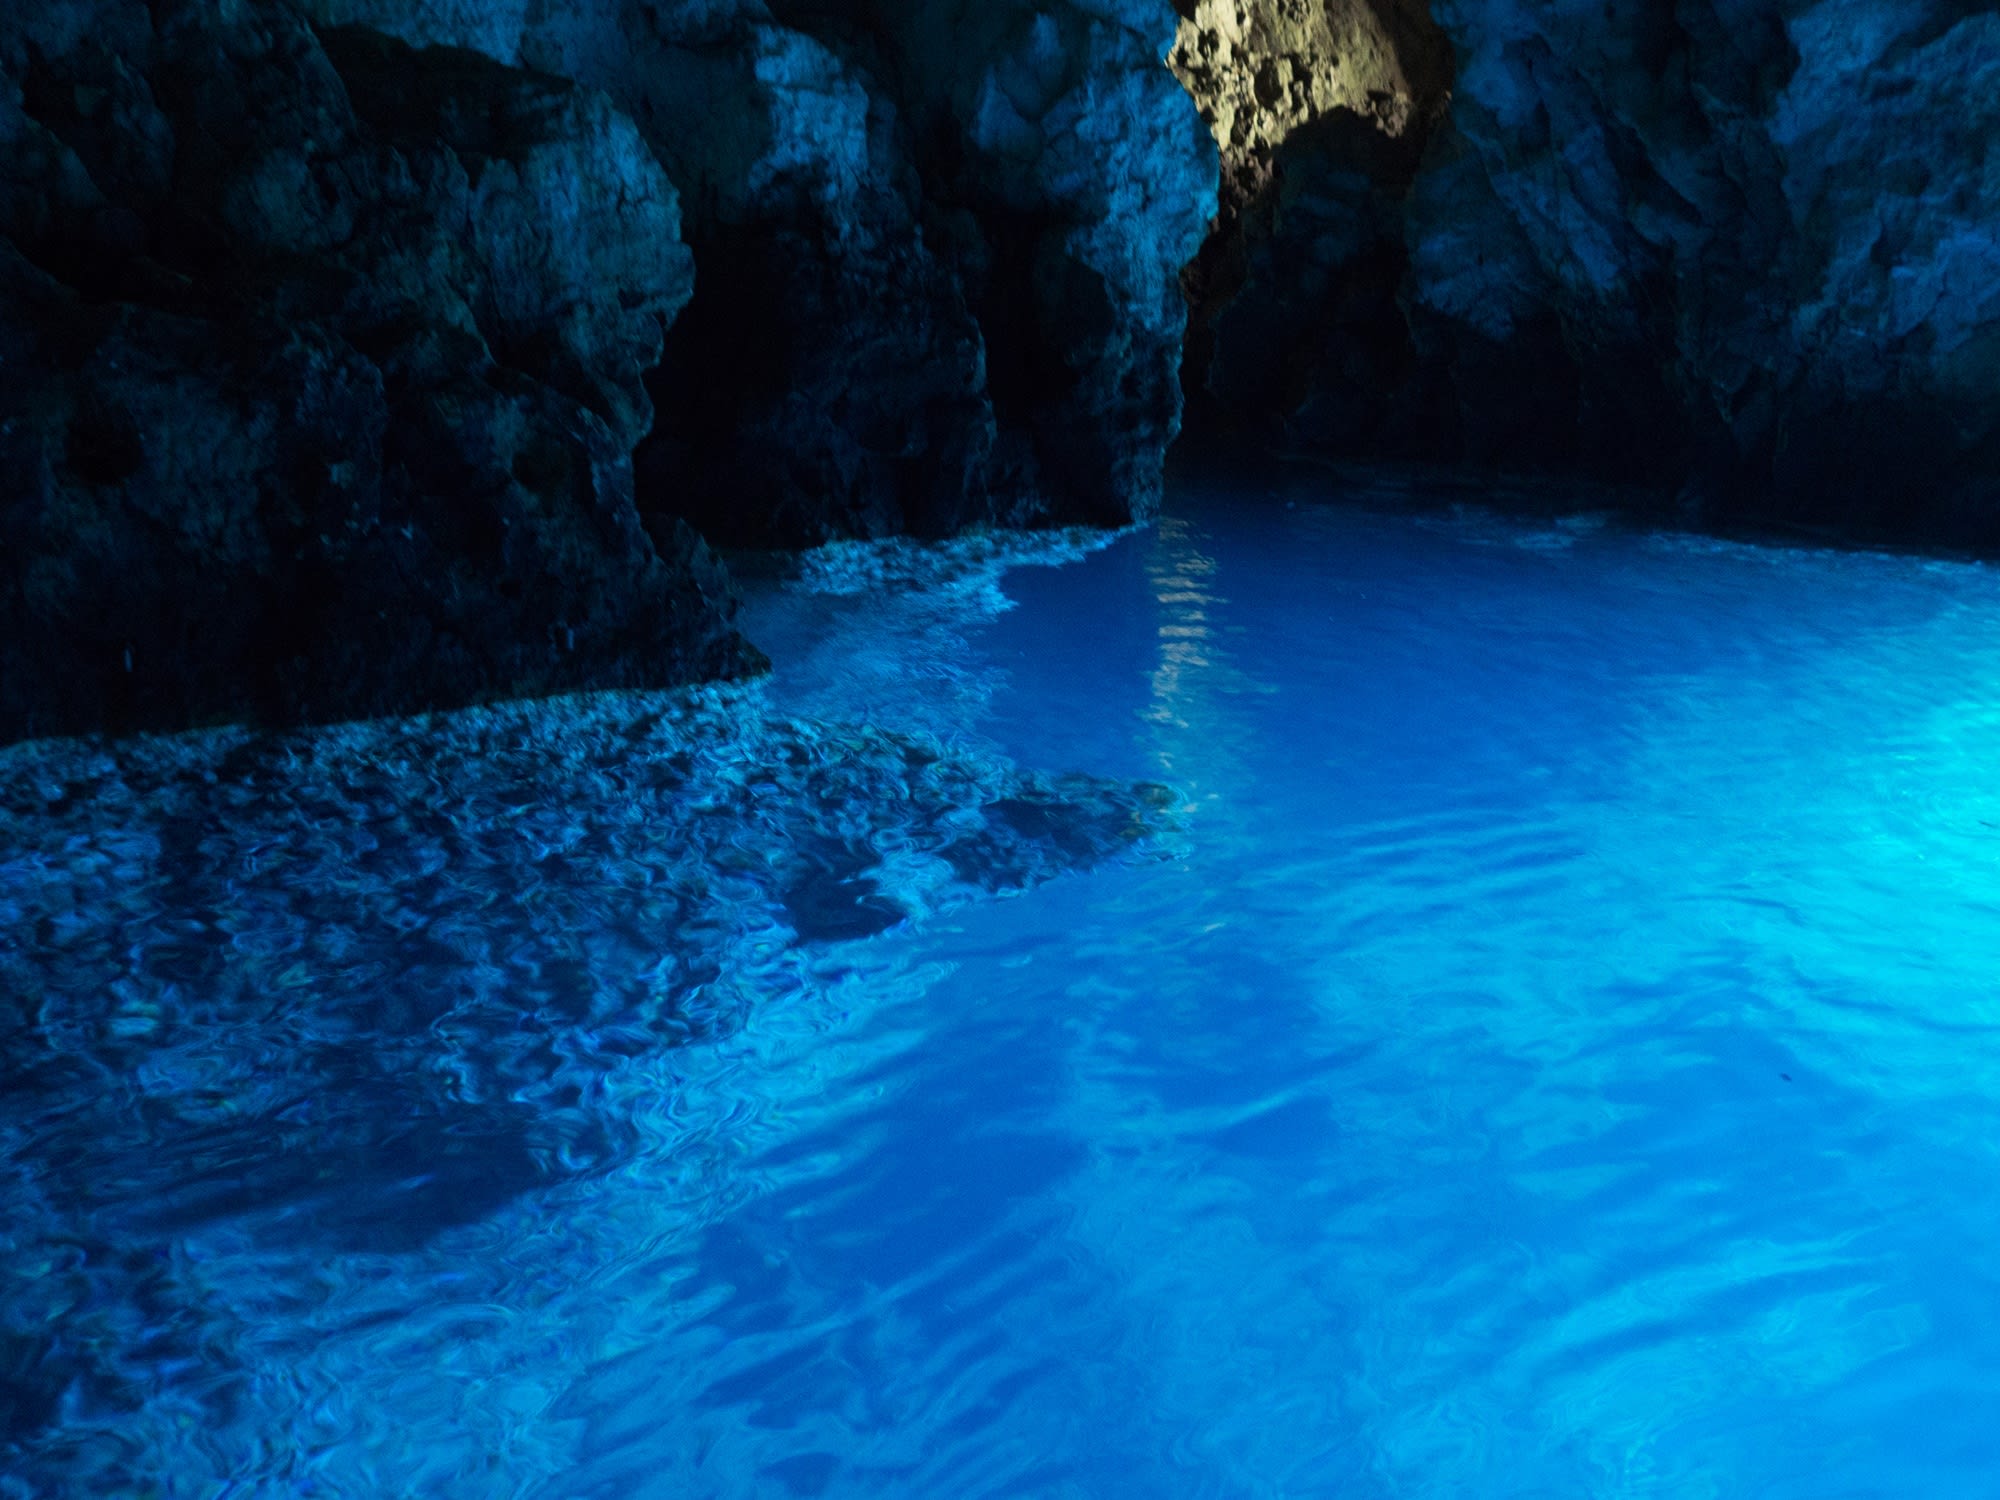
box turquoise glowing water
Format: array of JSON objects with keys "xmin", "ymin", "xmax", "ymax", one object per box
[{"xmin": 9, "ymin": 475, "xmax": 2000, "ymax": 1495}]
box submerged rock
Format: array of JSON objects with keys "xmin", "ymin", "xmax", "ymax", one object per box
[
  {"xmin": 0, "ymin": 1, "xmax": 755, "ymax": 745},
  {"xmin": 0, "ymin": 516, "xmax": 1179, "ymax": 1494},
  {"xmin": 0, "ymin": 679, "xmax": 1178, "ymax": 1489},
  {"xmin": 0, "ymin": 683, "xmax": 1178, "ymax": 1254}
]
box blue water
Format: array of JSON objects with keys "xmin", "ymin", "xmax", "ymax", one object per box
[{"xmin": 9, "ymin": 475, "xmax": 2000, "ymax": 1496}]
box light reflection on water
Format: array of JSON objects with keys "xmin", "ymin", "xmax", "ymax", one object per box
[{"xmin": 10, "ymin": 477, "xmax": 2000, "ymax": 1495}]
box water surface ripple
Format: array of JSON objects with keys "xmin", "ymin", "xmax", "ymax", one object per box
[{"xmin": 8, "ymin": 479, "xmax": 2000, "ymax": 1496}]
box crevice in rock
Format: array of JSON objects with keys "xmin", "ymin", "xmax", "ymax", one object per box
[{"xmin": 1166, "ymin": 0, "xmax": 1452, "ymax": 414}]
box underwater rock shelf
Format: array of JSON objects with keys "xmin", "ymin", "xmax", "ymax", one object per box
[
  {"xmin": 0, "ymin": 675, "xmax": 1179, "ymax": 1473},
  {"xmin": 0, "ymin": 511, "xmax": 1189, "ymax": 1487}
]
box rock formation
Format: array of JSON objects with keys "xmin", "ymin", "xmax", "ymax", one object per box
[
  {"xmin": 308, "ymin": 0, "xmax": 1219, "ymax": 542},
  {"xmin": 0, "ymin": 0, "xmax": 1216, "ymax": 743},
  {"xmin": 13, "ymin": 0, "xmax": 2000, "ymax": 745},
  {"xmin": 1167, "ymin": 0, "xmax": 1448, "ymax": 402},
  {"xmin": 1169, "ymin": 0, "xmax": 1448, "ymax": 210},
  {"xmin": 0, "ymin": 1, "xmax": 755, "ymax": 744},
  {"xmin": 1194, "ymin": 0, "xmax": 2000, "ymax": 545}
]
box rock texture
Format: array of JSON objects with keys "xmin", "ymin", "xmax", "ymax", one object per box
[
  {"xmin": 0, "ymin": 682, "xmax": 1182, "ymax": 1487},
  {"xmin": 307, "ymin": 0, "xmax": 1218, "ymax": 542},
  {"xmin": 1199, "ymin": 0, "xmax": 2000, "ymax": 544},
  {"xmin": 1168, "ymin": 0, "xmax": 1447, "ymax": 401},
  {"xmin": 1169, "ymin": 0, "xmax": 1448, "ymax": 209},
  {"xmin": 0, "ymin": 0, "xmax": 756, "ymax": 744},
  {"xmin": 0, "ymin": 0, "xmax": 1219, "ymax": 744}
]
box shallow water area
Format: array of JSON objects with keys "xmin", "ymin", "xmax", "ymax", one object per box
[{"xmin": 9, "ymin": 473, "xmax": 2000, "ymax": 1496}]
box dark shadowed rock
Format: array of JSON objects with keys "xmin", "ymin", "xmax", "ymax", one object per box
[
  {"xmin": 1194, "ymin": 0, "xmax": 2000, "ymax": 545},
  {"xmin": 854, "ymin": 0, "xmax": 1218, "ymax": 526},
  {"xmin": 306, "ymin": 0, "xmax": 1218, "ymax": 539},
  {"xmin": 0, "ymin": 0, "xmax": 755, "ymax": 745},
  {"xmin": 1402, "ymin": 0, "xmax": 2000, "ymax": 541}
]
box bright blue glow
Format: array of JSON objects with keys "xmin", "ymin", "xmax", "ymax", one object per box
[{"xmin": 8, "ymin": 480, "xmax": 2000, "ymax": 1495}]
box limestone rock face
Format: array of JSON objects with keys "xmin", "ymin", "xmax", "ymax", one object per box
[
  {"xmin": 873, "ymin": 0, "xmax": 1221, "ymax": 526},
  {"xmin": 625, "ymin": 7, "xmax": 1011, "ymax": 544},
  {"xmin": 1409, "ymin": 0, "xmax": 2000, "ymax": 538},
  {"xmin": 1167, "ymin": 0, "xmax": 1446, "ymax": 405},
  {"xmin": 0, "ymin": 1, "xmax": 755, "ymax": 744},
  {"xmin": 1201, "ymin": 0, "xmax": 2000, "ymax": 544},
  {"xmin": 308, "ymin": 0, "xmax": 1219, "ymax": 540},
  {"xmin": 1169, "ymin": 0, "xmax": 1448, "ymax": 209}
]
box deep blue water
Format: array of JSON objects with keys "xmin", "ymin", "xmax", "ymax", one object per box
[{"xmin": 9, "ymin": 475, "xmax": 2000, "ymax": 1496}]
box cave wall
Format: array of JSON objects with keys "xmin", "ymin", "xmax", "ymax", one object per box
[
  {"xmin": 13, "ymin": 0, "xmax": 2000, "ymax": 745},
  {"xmin": 1199, "ymin": 0, "xmax": 2000, "ymax": 544},
  {"xmin": 1167, "ymin": 0, "xmax": 1448, "ymax": 406},
  {"xmin": 0, "ymin": 0, "xmax": 1215, "ymax": 743},
  {"xmin": 0, "ymin": 0, "xmax": 755, "ymax": 744},
  {"xmin": 307, "ymin": 0, "xmax": 1219, "ymax": 542}
]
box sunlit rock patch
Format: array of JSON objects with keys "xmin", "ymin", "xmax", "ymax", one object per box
[
  {"xmin": 1168, "ymin": 0, "xmax": 1448, "ymax": 209},
  {"xmin": 1164, "ymin": 0, "xmax": 1448, "ymax": 400}
]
